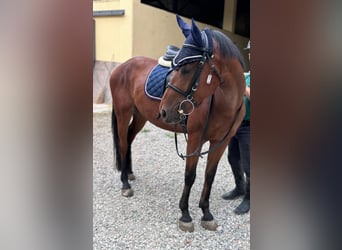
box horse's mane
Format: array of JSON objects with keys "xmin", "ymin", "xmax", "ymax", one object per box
[{"xmin": 211, "ymin": 30, "xmax": 245, "ymax": 70}]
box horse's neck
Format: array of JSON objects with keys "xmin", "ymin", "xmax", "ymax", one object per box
[
  {"xmin": 215, "ymin": 74, "xmax": 244, "ymax": 113},
  {"xmin": 218, "ymin": 61, "xmax": 245, "ymax": 104}
]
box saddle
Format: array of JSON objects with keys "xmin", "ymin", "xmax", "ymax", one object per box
[{"xmin": 158, "ymin": 45, "xmax": 180, "ymax": 67}]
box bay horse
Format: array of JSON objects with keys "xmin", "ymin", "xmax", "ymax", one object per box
[{"xmin": 110, "ymin": 15, "xmax": 246, "ymax": 232}]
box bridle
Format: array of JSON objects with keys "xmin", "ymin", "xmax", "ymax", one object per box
[{"xmin": 164, "ymin": 31, "xmax": 243, "ymax": 159}]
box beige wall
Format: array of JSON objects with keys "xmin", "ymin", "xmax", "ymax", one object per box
[
  {"xmin": 93, "ymin": 0, "xmax": 249, "ymax": 68},
  {"xmin": 93, "ymin": 0, "xmax": 133, "ymax": 62},
  {"xmin": 132, "ymin": 1, "xmax": 186, "ymax": 60},
  {"xmin": 223, "ymin": 0, "xmax": 237, "ymax": 32}
]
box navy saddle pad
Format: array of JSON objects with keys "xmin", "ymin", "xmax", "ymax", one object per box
[{"xmin": 145, "ymin": 64, "xmax": 171, "ymax": 100}]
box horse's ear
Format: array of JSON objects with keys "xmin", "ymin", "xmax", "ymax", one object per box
[
  {"xmin": 190, "ymin": 19, "xmax": 203, "ymax": 47},
  {"xmin": 176, "ymin": 15, "xmax": 191, "ymax": 37}
]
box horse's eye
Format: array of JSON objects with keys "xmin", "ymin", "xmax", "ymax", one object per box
[{"xmin": 180, "ymin": 65, "xmax": 191, "ymax": 74}]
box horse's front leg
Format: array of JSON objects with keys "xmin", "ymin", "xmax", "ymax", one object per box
[
  {"xmin": 178, "ymin": 154, "xmax": 200, "ymax": 232},
  {"xmin": 199, "ymin": 144, "xmax": 227, "ymax": 231}
]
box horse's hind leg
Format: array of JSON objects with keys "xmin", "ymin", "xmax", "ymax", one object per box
[
  {"xmin": 126, "ymin": 109, "xmax": 147, "ymax": 180},
  {"xmin": 111, "ymin": 107, "xmax": 135, "ymax": 197}
]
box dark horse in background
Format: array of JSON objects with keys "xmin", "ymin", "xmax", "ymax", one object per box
[{"xmin": 110, "ymin": 15, "xmax": 246, "ymax": 232}]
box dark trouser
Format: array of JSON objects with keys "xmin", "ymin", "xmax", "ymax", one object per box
[
  {"xmin": 225, "ymin": 120, "xmax": 250, "ymax": 213},
  {"xmin": 228, "ymin": 120, "xmax": 250, "ymax": 178}
]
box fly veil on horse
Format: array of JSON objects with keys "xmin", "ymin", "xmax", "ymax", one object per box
[{"xmin": 110, "ymin": 15, "xmax": 246, "ymax": 232}]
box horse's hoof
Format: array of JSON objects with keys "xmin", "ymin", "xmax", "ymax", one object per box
[
  {"xmin": 128, "ymin": 173, "xmax": 136, "ymax": 181},
  {"xmin": 121, "ymin": 188, "xmax": 134, "ymax": 197},
  {"xmin": 201, "ymin": 220, "xmax": 218, "ymax": 231},
  {"xmin": 179, "ymin": 221, "xmax": 194, "ymax": 232}
]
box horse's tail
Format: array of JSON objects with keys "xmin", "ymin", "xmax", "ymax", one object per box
[{"xmin": 111, "ymin": 108, "xmax": 122, "ymax": 171}]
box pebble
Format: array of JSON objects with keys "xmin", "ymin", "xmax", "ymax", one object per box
[{"xmin": 93, "ymin": 111, "xmax": 250, "ymax": 249}]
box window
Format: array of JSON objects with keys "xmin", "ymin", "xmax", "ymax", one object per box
[{"xmin": 235, "ymin": 0, "xmax": 250, "ymax": 37}]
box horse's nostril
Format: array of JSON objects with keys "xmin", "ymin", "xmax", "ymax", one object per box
[{"xmin": 161, "ymin": 109, "xmax": 167, "ymax": 119}]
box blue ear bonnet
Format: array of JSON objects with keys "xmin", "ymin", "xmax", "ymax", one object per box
[{"xmin": 172, "ymin": 28, "xmax": 213, "ymax": 69}]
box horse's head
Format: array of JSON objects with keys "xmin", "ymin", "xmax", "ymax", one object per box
[{"xmin": 159, "ymin": 15, "xmax": 244, "ymax": 124}]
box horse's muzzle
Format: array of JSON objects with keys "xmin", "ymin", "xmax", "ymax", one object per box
[{"xmin": 160, "ymin": 108, "xmax": 182, "ymax": 124}]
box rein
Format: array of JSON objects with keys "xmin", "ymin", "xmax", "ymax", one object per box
[{"xmin": 174, "ymin": 99, "xmax": 244, "ymax": 160}]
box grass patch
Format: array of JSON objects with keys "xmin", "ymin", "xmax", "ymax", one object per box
[{"xmin": 141, "ymin": 128, "xmax": 151, "ymax": 133}]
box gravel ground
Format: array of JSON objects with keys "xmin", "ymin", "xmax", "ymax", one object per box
[{"xmin": 93, "ymin": 108, "xmax": 250, "ymax": 250}]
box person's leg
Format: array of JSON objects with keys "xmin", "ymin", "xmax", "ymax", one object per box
[
  {"xmin": 235, "ymin": 176, "xmax": 250, "ymax": 214},
  {"xmin": 234, "ymin": 123, "xmax": 250, "ymax": 214},
  {"xmin": 222, "ymin": 135, "xmax": 246, "ymax": 200}
]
